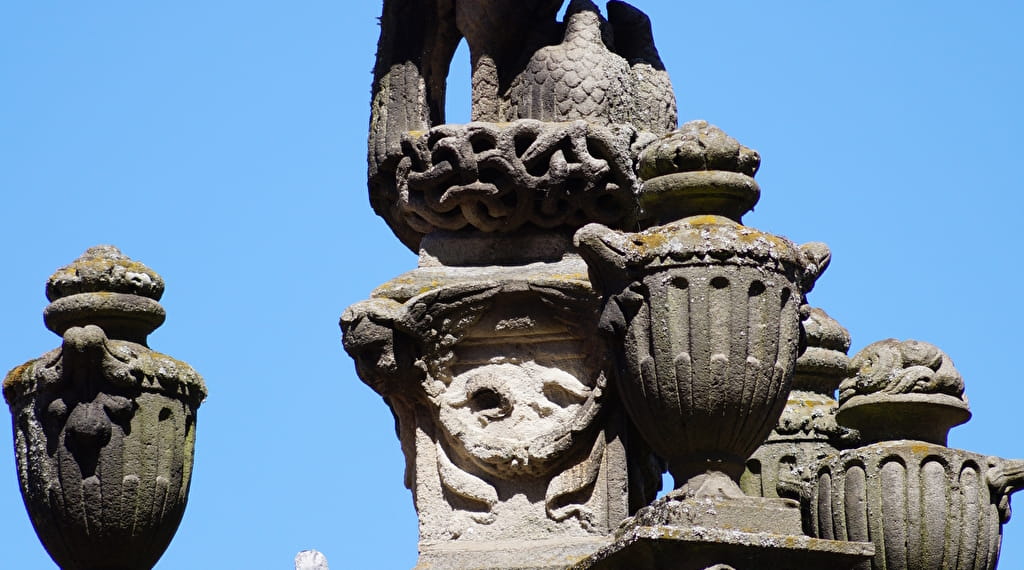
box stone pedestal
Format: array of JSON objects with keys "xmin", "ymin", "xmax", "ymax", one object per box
[
  {"xmin": 343, "ymin": 239, "xmax": 661, "ymax": 568},
  {"xmin": 574, "ymin": 525, "xmax": 874, "ymax": 570}
]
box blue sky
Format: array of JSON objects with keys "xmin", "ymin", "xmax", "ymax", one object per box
[{"xmin": 2, "ymin": 2, "xmax": 1023, "ymax": 568}]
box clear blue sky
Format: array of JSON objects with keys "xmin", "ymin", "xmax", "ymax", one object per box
[{"xmin": 2, "ymin": 2, "xmax": 1023, "ymax": 568}]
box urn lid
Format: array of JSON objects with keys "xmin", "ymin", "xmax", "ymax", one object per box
[
  {"xmin": 837, "ymin": 339, "xmax": 971, "ymax": 445},
  {"xmin": 43, "ymin": 245, "xmax": 166, "ymax": 344},
  {"xmin": 637, "ymin": 120, "xmax": 761, "ymax": 225}
]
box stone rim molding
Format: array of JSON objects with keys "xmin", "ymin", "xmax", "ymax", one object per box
[{"xmin": 3, "ymin": 245, "xmax": 206, "ymax": 570}]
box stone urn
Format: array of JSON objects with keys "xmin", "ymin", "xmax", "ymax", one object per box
[
  {"xmin": 3, "ymin": 246, "xmax": 207, "ymax": 570},
  {"xmin": 807, "ymin": 339, "xmax": 1024, "ymax": 570},
  {"xmin": 572, "ymin": 121, "xmax": 875, "ymax": 569},
  {"xmin": 575, "ymin": 121, "xmax": 829, "ymax": 500}
]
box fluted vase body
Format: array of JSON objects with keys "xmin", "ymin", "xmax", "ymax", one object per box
[
  {"xmin": 576, "ymin": 217, "xmax": 822, "ymax": 489},
  {"xmin": 810, "ymin": 442, "xmax": 1011, "ymax": 570},
  {"xmin": 5, "ymin": 331, "xmax": 205, "ymax": 570},
  {"xmin": 3, "ymin": 246, "xmax": 206, "ymax": 570}
]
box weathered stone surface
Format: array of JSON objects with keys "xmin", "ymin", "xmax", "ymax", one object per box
[
  {"xmin": 295, "ymin": 549, "xmax": 329, "ymax": 570},
  {"xmin": 3, "ymin": 246, "xmax": 206, "ymax": 570},
  {"xmin": 342, "ymin": 253, "xmax": 660, "ymax": 567},
  {"xmin": 508, "ymin": 0, "xmax": 676, "ymax": 133},
  {"xmin": 803, "ymin": 339, "xmax": 1024, "ymax": 570},
  {"xmin": 572, "ymin": 525, "xmax": 874, "ymax": 570},
  {"xmin": 576, "ymin": 215, "xmax": 827, "ymax": 499},
  {"xmin": 369, "ymin": 0, "xmax": 677, "ymax": 251},
  {"xmin": 810, "ymin": 443, "xmax": 1023, "ymax": 570},
  {"xmin": 373, "ymin": 120, "xmax": 643, "ymax": 250},
  {"xmin": 743, "ymin": 308, "xmax": 855, "ymax": 502},
  {"xmin": 636, "ymin": 121, "xmax": 762, "ymax": 226},
  {"xmin": 838, "ymin": 339, "xmax": 970, "ymax": 445}
]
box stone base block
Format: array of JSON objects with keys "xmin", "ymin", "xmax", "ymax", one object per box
[
  {"xmin": 628, "ymin": 495, "xmax": 804, "ymax": 536},
  {"xmin": 571, "ymin": 526, "xmax": 874, "ymax": 570},
  {"xmin": 416, "ymin": 537, "xmax": 609, "ymax": 570}
]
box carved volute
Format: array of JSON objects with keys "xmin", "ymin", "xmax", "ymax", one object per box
[{"xmin": 3, "ymin": 246, "xmax": 206, "ymax": 570}]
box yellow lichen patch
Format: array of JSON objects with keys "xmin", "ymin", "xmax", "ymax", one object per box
[
  {"xmin": 546, "ymin": 272, "xmax": 588, "ymax": 282},
  {"xmin": 684, "ymin": 215, "xmax": 724, "ymax": 227},
  {"xmin": 734, "ymin": 226, "xmax": 791, "ymax": 250},
  {"xmin": 2, "ymin": 360, "xmax": 37, "ymax": 402},
  {"xmin": 909, "ymin": 444, "xmax": 934, "ymax": 455},
  {"xmin": 632, "ymin": 229, "xmax": 669, "ymax": 250}
]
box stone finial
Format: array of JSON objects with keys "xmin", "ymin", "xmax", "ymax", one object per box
[
  {"xmin": 795, "ymin": 307, "xmax": 851, "ymax": 393},
  {"xmin": 43, "ymin": 245, "xmax": 166, "ymax": 345},
  {"xmin": 4, "ymin": 246, "xmax": 206, "ymax": 570},
  {"xmin": 837, "ymin": 339, "xmax": 970, "ymax": 445},
  {"xmin": 295, "ymin": 550, "xmax": 329, "ymax": 570},
  {"xmin": 636, "ymin": 121, "xmax": 762, "ymax": 225}
]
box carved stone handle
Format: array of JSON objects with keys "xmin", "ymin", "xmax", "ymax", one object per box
[
  {"xmin": 575, "ymin": 223, "xmax": 633, "ymax": 293},
  {"xmin": 986, "ymin": 457, "xmax": 1024, "ymax": 523},
  {"xmin": 775, "ymin": 469, "xmax": 811, "ymax": 504}
]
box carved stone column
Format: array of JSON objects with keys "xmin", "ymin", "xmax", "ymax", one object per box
[
  {"xmin": 3, "ymin": 245, "xmax": 206, "ymax": 570},
  {"xmin": 349, "ymin": 2, "xmax": 679, "ymax": 567}
]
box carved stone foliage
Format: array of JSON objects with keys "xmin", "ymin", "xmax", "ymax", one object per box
[
  {"xmin": 372, "ymin": 119, "xmax": 644, "ymax": 252},
  {"xmin": 342, "ymin": 276, "xmax": 651, "ymax": 552},
  {"xmin": 369, "ymin": 0, "xmax": 676, "ymax": 251},
  {"xmin": 576, "ymin": 217, "xmax": 828, "ymax": 497},
  {"xmin": 3, "ymin": 246, "xmax": 206, "ymax": 570}
]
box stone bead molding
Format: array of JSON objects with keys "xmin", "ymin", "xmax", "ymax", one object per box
[
  {"xmin": 370, "ymin": 119, "xmax": 645, "ymax": 251},
  {"xmin": 3, "ymin": 246, "xmax": 206, "ymax": 570}
]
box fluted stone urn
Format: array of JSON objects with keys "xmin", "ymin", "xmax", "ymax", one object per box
[
  {"xmin": 807, "ymin": 339, "xmax": 1024, "ymax": 570},
  {"xmin": 575, "ymin": 121, "xmax": 829, "ymax": 501},
  {"xmin": 576, "ymin": 216, "xmax": 825, "ymax": 499},
  {"xmin": 3, "ymin": 246, "xmax": 206, "ymax": 570},
  {"xmin": 573, "ymin": 122, "xmax": 873, "ymax": 568}
]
